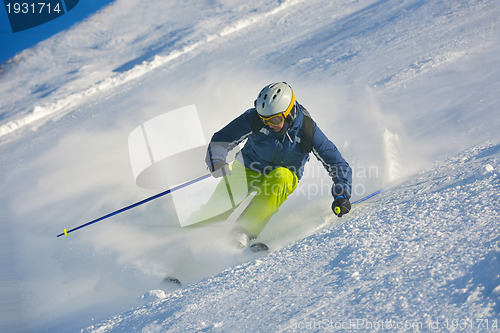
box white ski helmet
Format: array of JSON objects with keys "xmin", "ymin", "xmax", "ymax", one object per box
[{"xmin": 255, "ymin": 82, "xmax": 295, "ymax": 118}]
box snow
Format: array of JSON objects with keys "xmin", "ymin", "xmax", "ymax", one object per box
[
  {"xmin": 1, "ymin": 0, "xmax": 499, "ymax": 332},
  {"xmin": 84, "ymin": 143, "xmax": 500, "ymax": 332}
]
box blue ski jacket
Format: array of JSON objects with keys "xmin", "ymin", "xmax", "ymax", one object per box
[{"xmin": 206, "ymin": 103, "xmax": 352, "ymax": 198}]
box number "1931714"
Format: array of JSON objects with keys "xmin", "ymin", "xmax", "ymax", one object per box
[{"xmin": 6, "ymin": 2, "xmax": 62, "ymax": 14}]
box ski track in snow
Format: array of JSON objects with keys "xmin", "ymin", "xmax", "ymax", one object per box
[{"xmin": 1, "ymin": 0, "xmax": 500, "ymax": 332}]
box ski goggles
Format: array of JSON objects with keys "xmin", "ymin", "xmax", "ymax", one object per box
[
  {"xmin": 258, "ymin": 103, "xmax": 296, "ymax": 126},
  {"xmin": 259, "ymin": 111, "xmax": 287, "ymax": 126}
]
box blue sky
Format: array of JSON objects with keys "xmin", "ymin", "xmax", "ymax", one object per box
[{"xmin": 1, "ymin": 0, "xmax": 114, "ymax": 64}]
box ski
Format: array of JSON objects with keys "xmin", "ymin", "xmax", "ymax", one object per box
[
  {"xmin": 249, "ymin": 242, "xmax": 269, "ymax": 253},
  {"xmin": 159, "ymin": 190, "xmax": 382, "ymax": 287},
  {"xmin": 163, "ymin": 277, "xmax": 182, "ymax": 287}
]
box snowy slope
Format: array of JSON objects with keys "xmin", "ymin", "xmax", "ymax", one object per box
[
  {"xmin": 84, "ymin": 142, "xmax": 500, "ymax": 332},
  {"xmin": 1, "ymin": 0, "xmax": 499, "ymax": 332}
]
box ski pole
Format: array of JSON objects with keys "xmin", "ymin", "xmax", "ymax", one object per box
[
  {"xmin": 351, "ymin": 189, "xmax": 382, "ymax": 205},
  {"xmin": 221, "ymin": 165, "xmax": 236, "ymax": 208},
  {"xmin": 57, "ymin": 173, "xmax": 211, "ymax": 238}
]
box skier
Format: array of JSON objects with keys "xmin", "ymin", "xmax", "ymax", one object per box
[{"xmin": 198, "ymin": 82, "xmax": 352, "ymax": 250}]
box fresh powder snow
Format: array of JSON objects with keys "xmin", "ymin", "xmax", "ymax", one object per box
[{"xmin": 1, "ymin": 0, "xmax": 499, "ymax": 332}]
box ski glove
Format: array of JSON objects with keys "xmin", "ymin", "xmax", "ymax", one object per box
[
  {"xmin": 332, "ymin": 195, "xmax": 351, "ymax": 217},
  {"xmin": 209, "ymin": 159, "xmax": 232, "ymax": 178}
]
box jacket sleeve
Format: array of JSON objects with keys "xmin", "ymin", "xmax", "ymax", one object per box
[
  {"xmin": 311, "ymin": 124, "xmax": 353, "ymax": 199},
  {"xmin": 205, "ymin": 108, "xmax": 255, "ymax": 167}
]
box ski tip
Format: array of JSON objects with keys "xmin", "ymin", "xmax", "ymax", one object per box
[
  {"xmin": 163, "ymin": 277, "xmax": 182, "ymax": 287},
  {"xmin": 249, "ymin": 242, "xmax": 270, "ymax": 253}
]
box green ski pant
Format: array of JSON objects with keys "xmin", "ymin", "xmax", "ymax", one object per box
[{"xmin": 190, "ymin": 160, "xmax": 298, "ymax": 237}]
